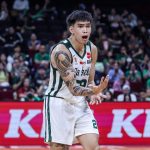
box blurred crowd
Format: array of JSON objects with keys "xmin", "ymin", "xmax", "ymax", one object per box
[{"xmin": 0, "ymin": 0, "xmax": 150, "ymax": 102}]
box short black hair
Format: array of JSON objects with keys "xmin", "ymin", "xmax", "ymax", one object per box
[{"xmin": 66, "ymin": 10, "xmax": 93, "ymax": 28}]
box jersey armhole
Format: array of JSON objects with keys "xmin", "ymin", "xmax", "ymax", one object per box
[
  {"xmin": 88, "ymin": 41, "xmax": 93, "ymax": 61},
  {"xmin": 59, "ymin": 40, "xmax": 73, "ymax": 63},
  {"xmin": 50, "ymin": 41, "xmax": 73, "ymax": 69},
  {"xmin": 88, "ymin": 41, "xmax": 92, "ymax": 52}
]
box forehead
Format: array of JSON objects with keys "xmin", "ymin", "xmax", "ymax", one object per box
[{"xmin": 74, "ymin": 21, "xmax": 91, "ymax": 25}]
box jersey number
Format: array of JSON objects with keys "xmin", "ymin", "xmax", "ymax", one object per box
[{"xmin": 92, "ymin": 120, "xmax": 98, "ymax": 129}]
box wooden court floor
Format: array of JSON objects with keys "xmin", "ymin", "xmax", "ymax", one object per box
[{"xmin": 1, "ymin": 145, "xmax": 150, "ymax": 150}]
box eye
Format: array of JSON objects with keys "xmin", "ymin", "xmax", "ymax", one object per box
[
  {"xmin": 86, "ymin": 24, "xmax": 91, "ymax": 28},
  {"xmin": 78, "ymin": 25, "xmax": 83, "ymax": 28}
]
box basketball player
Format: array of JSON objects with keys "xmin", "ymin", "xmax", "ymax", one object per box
[{"xmin": 43, "ymin": 10, "xmax": 109, "ymax": 150}]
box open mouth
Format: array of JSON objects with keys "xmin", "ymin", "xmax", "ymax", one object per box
[{"xmin": 82, "ymin": 36, "xmax": 88, "ymax": 40}]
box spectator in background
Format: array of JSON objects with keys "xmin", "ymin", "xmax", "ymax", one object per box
[
  {"xmin": 27, "ymin": 33, "xmax": 41, "ymax": 57},
  {"xmin": 0, "ymin": 53, "xmax": 13, "ymax": 73},
  {"xmin": 140, "ymin": 54, "xmax": 150, "ymax": 71},
  {"xmin": 12, "ymin": 0, "xmax": 29, "ymax": 20},
  {"xmin": 109, "ymin": 31, "xmax": 122, "ymax": 52},
  {"xmin": 0, "ymin": 62, "xmax": 10, "ymax": 88},
  {"xmin": 145, "ymin": 38, "xmax": 150, "ymax": 57},
  {"xmin": 45, "ymin": 40, "xmax": 55, "ymax": 53},
  {"xmin": 108, "ymin": 8, "xmax": 118, "ymax": 24},
  {"xmin": 0, "ymin": 53, "xmax": 7, "ymax": 67},
  {"xmin": 34, "ymin": 44, "xmax": 49, "ymax": 68},
  {"xmin": 123, "ymin": 13, "xmax": 137, "ymax": 28},
  {"xmin": 1, "ymin": 26, "xmax": 23, "ymax": 55},
  {"xmin": 117, "ymin": 84, "xmax": 137, "ymax": 102},
  {"xmin": 12, "ymin": 67, "xmax": 29, "ymax": 90},
  {"xmin": 132, "ymin": 47, "xmax": 144, "ymax": 63},
  {"xmin": 94, "ymin": 62, "xmax": 105, "ymax": 85},
  {"xmin": 12, "ymin": 45, "xmax": 26, "ymax": 60},
  {"xmin": 37, "ymin": 78, "xmax": 49, "ymax": 99},
  {"xmin": 125, "ymin": 62, "xmax": 142, "ymax": 83},
  {"xmin": 115, "ymin": 46, "xmax": 128, "ymax": 66},
  {"xmin": 62, "ymin": 30, "xmax": 69, "ymax": 39},
  {"xmin": 103, "ymin": 90, "xmax": 114, "ymax": 102},
  {"xmin": 17, "ymin": 78, "xmax": 35, "ymax": 101},
  {"xmin": 11, "ymin": 58, "xmax": 29, "ymax": 90},
  {"xmin": 108, "ymin": 61, "xmax": 124, "ymax": 85},
  {"xmin": 0, "ymin": 1, "xmax": 9, "ymax": 21},
  {"xmin": 142, "ymin": 61, "xmax": 150, "ymax": 89},
  {"xmin": 34, "ymin": 65, "xmax": 49, "ymax": 88},
  {"xmin": 113, "ymin": 75, "xmax": 130, "ymax": 93},
  {"xmin": 140, "ymin": 88, "xmax": 150, "ymax": 102},
  {"xmin": 96, "ymin": 33, "xmax": 111, "ymax": 61},
  {"xmin": 30, "ymin": 2, "xmax": 48, "ymax": 22},
  {"xmin": 125, "ymin": 62, "xmax": 142, "ymax": 92}
]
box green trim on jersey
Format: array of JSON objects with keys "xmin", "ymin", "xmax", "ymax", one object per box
[
  {"xmin": 48, "ymin": 65, "xmax": 56, "ymax": 96},
  {"xmin": 88, "ymin": 41, "xmax": 92, "ymax": 52},
  {"xmin": 44, "ymin": 95, "xmax": 52, "ymax": 142},
  {"xmin": 47, "ymin": 96, "xmax": 52, "ymax": 142},
  {"xmin": 66, "ymin": 39, "xmax": 86, "ymax": 59},
  {"xmin": 48, "ymin": 65, "xmax": 63, "ymax": 97},
  {"xmin": 53, "ymin": 76, "xmax": 63, "ymax": 96},
  {"xmin": 44, "ymin": 96, "xmax": 47, "ymax": 142},
  {"xmin": 58, "ymin": 40, "xmax": 73, "ymax": 63}
]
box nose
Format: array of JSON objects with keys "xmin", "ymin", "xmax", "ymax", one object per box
[{"xmin": 83, "ymin": 27, "xmax": 87, "ymax": 33}]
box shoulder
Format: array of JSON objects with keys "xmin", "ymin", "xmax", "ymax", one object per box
[
  {"xmin": 89, "ymin": 41, "xmax": 97, "ymax": 53},
  {"xmin": 89, "ymin": 41, "xmax": 98, "ymax": 63},
  {"xmin": 52, "ymin": 43, "xmax": 71, "ymax": 57},
  {"xmin": 51, "ymin": 43, "xmax": 72, "ymax": 67}
]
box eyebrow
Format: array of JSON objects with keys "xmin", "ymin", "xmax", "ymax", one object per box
[{"xmin": 77, "ymin": 23, "xmax": 91, "ymax": 26}]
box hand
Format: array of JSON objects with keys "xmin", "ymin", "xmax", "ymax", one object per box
[
  {"xmin": 92, "ymin": 75, "xmax": 109, "ymax": 95},
  {"xmin": 90, "ymin": 93, "xmax": 108, "ymax": 105}
]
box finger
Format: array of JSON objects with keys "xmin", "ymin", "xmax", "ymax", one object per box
[
  {"xmin": 90, "ymin": 100, "xmax": 95, "ymax": 105},
  {"xmin": 97, "ymin": 99, "xmax": 102, "ymax": 104},
  {"xmin": 96, "ymin": 96, "xmax": 101, "ymax": 101},
  {"xmin": 89, "ymin": 100, "xmax": 93, "ymax": 105},
  {"xmin": 99, "ymin": 99, "xmax": 102, "ymax": 104},
  {"xmin": 105, "ymin": 75, "xmax": 109, "ymax": 83},
  {"xmin": 100, "ymin": 76, "xmax": 104, "ymax": 84},
  {"xmin": 96, "ymin": 100, "xmax": 99, "ymax": 105},
  {"xmin": 99, "ymin": 93, "xmax": 108, "ymax": 99}
]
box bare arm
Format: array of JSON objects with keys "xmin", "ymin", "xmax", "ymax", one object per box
[
  {"xmin": 88, "ymin": 43, "xmax": 97, "ymax": 86},
  {"xmin": 54, "ymin": 49, "xmax": 94, "ymax": 96},
  {"xmin": 87, "ymin": 43, "xmax": 109, "ymax": 104},
  {"xmin": 53, "ymin": 46, "xmax": 108, "ymax": 96}
]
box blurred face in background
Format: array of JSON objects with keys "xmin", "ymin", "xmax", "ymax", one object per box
[
  {"xmin": 23, "ymin": 78, "xmax": 30, "ymax": 88},
  {"xmin": 39, "ymin": 45, "xmax": 46, "ymax": 54},
  {"xmin": 105, "ymin": 91, "xmax": 112, "ymax": 101},
  {"xmin": 0, "ymin": 62, "xmax": 4, "ymax": 70},
  {"xmin": 13, "ymin": 59, "xmax": 20, "ymax": 68},
  {"xmin": 114, "ymin": 62, "xmax": 119, "ymax": 72},
  {"xmin": 31, "ymin": 33, "xmax": 37, "ymax": 41},
  {"xmin": 0, "ymin": 53, "xmax": 6, "ymax": 62}
]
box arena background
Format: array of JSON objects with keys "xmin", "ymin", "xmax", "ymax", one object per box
[{"xmin": 0, "ymin": 0, "xmax": 150, "ymax": 150}]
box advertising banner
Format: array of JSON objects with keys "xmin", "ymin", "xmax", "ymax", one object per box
[{"xmin": 0, "ymin": 102, "xmax": 150, "ymax": 145}]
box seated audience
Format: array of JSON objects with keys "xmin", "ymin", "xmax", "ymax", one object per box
[{"xmin": 116, "ymin": 84, "xmax": 137, "ymax": 102}]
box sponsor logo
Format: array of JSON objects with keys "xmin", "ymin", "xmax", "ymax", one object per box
[{"xmin": 108, "ymin": 109, "xmax": 150, "ymax": 138}]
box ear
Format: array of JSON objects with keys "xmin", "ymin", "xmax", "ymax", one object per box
[{"xmin": 69, "ymin": 26, "xmax": 74, "ymax": 34}]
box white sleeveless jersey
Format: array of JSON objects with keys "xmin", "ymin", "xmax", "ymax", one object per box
[{"xmin": 45, "ymin": 39, "xmax": 92, "ymax": 104}]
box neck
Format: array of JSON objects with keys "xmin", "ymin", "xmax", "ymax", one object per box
[{"xmin": 68, "ymin": 36, "xmax": 84, "ymax": 52}]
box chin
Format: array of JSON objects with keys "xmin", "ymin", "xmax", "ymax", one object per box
[{"xmin": 82, "ymin": 39, "xmax": 89, "ymax": 44}]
